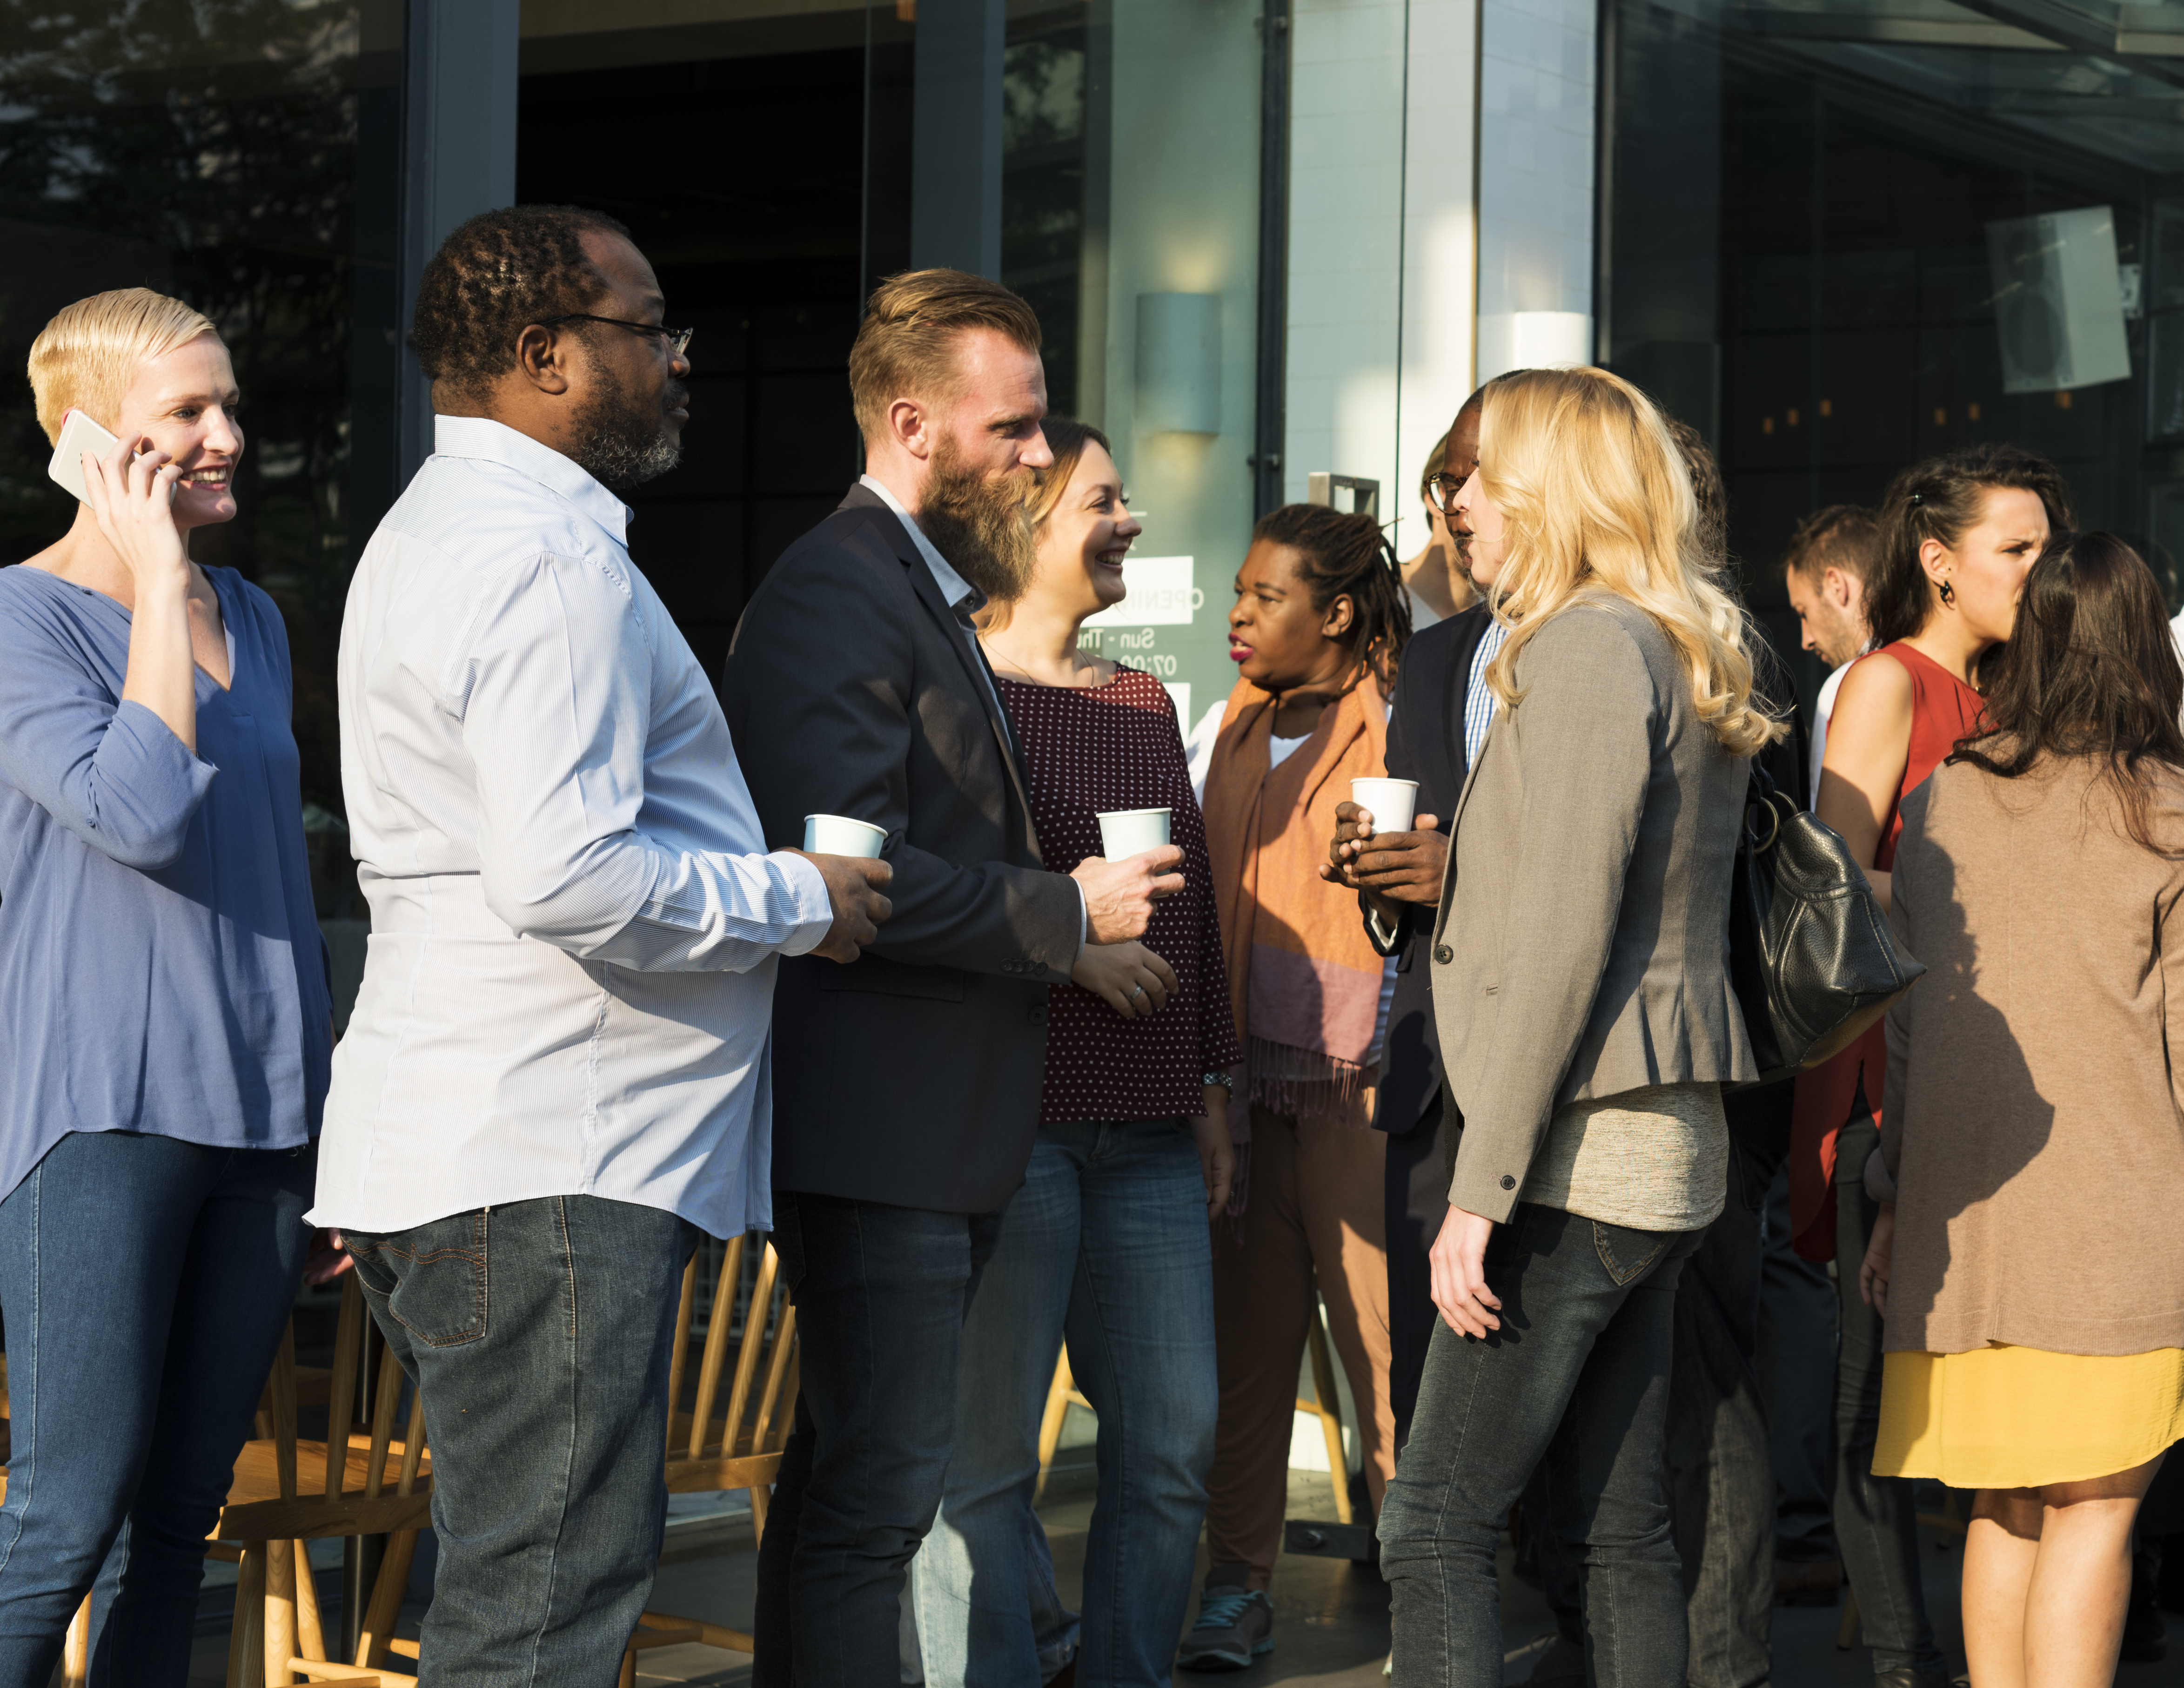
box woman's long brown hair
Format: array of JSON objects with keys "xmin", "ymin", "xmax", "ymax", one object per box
[{"xmin": 1950, "ymin": 531, "xmax": 2184, "ymax": 852}]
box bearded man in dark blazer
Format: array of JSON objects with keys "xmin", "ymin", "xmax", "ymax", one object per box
[{"xmin": 721, "ymin": 269, "xmax": 1183, "ymax": 1687}]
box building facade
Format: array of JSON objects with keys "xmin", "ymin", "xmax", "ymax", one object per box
[{"xmin": 2, "ymin": 0, "xmax": 2173, "ymax": 765}]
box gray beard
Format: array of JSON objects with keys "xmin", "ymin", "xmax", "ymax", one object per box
[{"xmin": 567, "ymin": 370, "xmax": 687, "ymax": 491}]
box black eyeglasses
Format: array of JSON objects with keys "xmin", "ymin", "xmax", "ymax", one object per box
[
  {"xmin": 543, "ymin": 314, "xmax": 695, "ymax": 357},
  {"xmin": 1425, "ymin": 470, "xmax": 1465, "ymax": 513}
]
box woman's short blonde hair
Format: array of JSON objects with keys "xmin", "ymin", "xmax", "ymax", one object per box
[
  {"xmin": 28, "ymin": 288, "xmax": 220, "ymax": 445},
  {"xmin": 1477, "ymin": 366, "xmax": 1783, "ymax": 758}
]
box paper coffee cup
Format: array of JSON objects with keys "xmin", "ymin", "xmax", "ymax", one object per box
[
  {"xmin": 1095, "ymin": 807, "xmax": 1172, "ymax": 858},
  {"xmin": 1349, "ymin": 778, "xmax": 1420, "ymax": 834},
  {"xmin": 803, "ymin": 814, "xmax": 887, "ymax": 858}
]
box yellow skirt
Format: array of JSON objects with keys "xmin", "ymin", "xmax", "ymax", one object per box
[{"xmin": 1874, "ymin": 1344, "xmax": 2184, "ymax": 1490}]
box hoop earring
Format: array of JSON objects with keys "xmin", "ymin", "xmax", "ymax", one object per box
[{"xmin": 1937, "ymin": 578, "xmax": 1956, "ymax": 608}]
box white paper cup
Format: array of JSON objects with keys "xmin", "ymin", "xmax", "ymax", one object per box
[
  {"xmin": 1349, "ymin": 778, "xmax": 1420, "ymax": 834},
  {"xmin": 1096, "ymin": 807, "xmax": 1172, "ymax": 858},
  {"xmin": 803, "ymin": 814, "xmax": 887, "ymax": 858}
]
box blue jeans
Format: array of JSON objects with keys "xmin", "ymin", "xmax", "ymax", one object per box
[
  {"xmin": 911, "ymin": 1119, "xmax": 1217, "ymax": 1688},
  {"xmin": 754, "ymin": 1192, "xmax": 1003, "ymax": 1688},
  {"xmin": 342, "ymin": 1195, "xmax": 697, "ymax": 1687},
  {"xmin": 1379, "ymin": 1202, "xmax": 1701, "ymax": 1688},
  {"xmin": 0, "ymin": 1130, "xmax": 315, "ymax": 1687}
]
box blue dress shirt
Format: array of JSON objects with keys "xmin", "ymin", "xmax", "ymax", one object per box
[{"xmin": 0, "ymin": 563, "xmax": 331, "ymax": 1202}]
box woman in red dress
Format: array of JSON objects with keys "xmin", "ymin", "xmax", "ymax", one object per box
[
  {"xmin": 1792, "ymin": 442, "xmax": 2071, "ymax": 1688},
  {"xmin": 906, "ymin": 419, "xmax": 1240, "ymax": 1688}
]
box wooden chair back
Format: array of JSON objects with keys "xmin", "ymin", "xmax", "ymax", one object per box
[
  {"xmin": 620, "ymin": 1235, "xmax": 800, "ymax": 1679},
  {"xmin": 222, "ymin": 1274, "xmax": 432, "ymax": 1688},
  {"xmin": 663, "ymin": 1235, "xmax": 798, "ymax": 1506}
]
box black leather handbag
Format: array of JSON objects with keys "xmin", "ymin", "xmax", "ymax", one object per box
[{"xmin": 1728, "ymin": 761, "xmax": 1925, "ymax": 1086}]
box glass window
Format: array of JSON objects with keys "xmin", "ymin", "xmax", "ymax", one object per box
[
  {"xmin": 1603, "ymin": 0, "xmax": 2184, "ymax": 703},
  {"xmin": 514, "ymin": 0, "xmax": 1268, "ymax": 727},
  {"xmin": 0, "ymin": 0, "xmax": 403, "ymax": 821}
]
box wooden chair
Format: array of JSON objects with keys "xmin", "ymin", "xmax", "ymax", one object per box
[
  {"xmin": 1034, "ymin": 1350, "xmax": 1093, "ymax": 1504},
  {"xmin": 220, "ymin": 1275, "xmax": 433, "ymax": 1688},
  {"xmin": 0, "ymin": 1280, "xmax": 425, "ymax": 1687},
  {"xmin": 617, "ymin": 1235, "xmax": 799, "ymax": 1685}
]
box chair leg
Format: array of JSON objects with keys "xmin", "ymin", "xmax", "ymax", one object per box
[
  {"xmin": 1836, "ymin": 1585, "xmax": 1861, "ymax": 1649},
  {"xmin": 355, "ymin": 1530, "xmax": 418, "ymax": 1668},
  {"xmin": 294, "ymin": 1540, "xmax": 327, "ymax": 1661},
  {"xmin": 617, "ymin": 1646, "xmax": 636, "ymax": 1688},
  {"xmin": 748, "ymin": 1480, "xmax": 770, "ymax": 1545},
  {"xmin": 62, "ymin": 1594, "xmax": 90, "ymax": 1688},
  {"xmin": 266, "ymin": 1538, "xmax": 300, "ymax": 1686},
  {"xmin": 1304, "ymin": 1308, "xmax": 1352, "ymax": 1526},
  {"xmin": 231, "ymin": 1546, "xmax": 268, "ymax": 1688},
  {"xmin": 1034, "ymin": 1347, "xmax": 1073, "ymax": 1505}
]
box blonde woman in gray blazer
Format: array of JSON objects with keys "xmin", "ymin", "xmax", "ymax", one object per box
[{"xmin": 1376, "ymin": 368, "xmax": 1783, "ymax": 1688}]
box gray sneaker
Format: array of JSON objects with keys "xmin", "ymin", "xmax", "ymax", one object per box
[{"xmin": 1177, "ymin": 1567, "xmax": 1274, "ymax": 1671}]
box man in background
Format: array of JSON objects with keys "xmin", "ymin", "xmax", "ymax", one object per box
[
  {"xmin": 1770, "ymin": 504, "xmax": 1883, "ymax": 1607},
  {"xmin": 1782, "ymin": 504, "xmax": 1880, "ymax": 804}
]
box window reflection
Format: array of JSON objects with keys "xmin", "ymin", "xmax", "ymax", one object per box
[
  {"xmin": 0, "ymin": 0, "xmax": 399, "ymax": 840},
  {"xmin": 1605, "ymin": 0, "xmax": 2184, "ymax": 700}
]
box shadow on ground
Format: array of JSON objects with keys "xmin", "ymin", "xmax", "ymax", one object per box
[{"xmin": 183, "ymin": 1466, "xmax": 2181, "ymax": 1686}]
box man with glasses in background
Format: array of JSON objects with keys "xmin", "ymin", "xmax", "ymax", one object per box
[{"xmin": 313, "ymin": 205, "xmax": 893, "ymax": 1681}]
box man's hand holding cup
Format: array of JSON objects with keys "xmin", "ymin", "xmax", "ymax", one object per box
[{"xmin": 1073, "ymin": 847, "xmax": 1186, "ymax": 943}]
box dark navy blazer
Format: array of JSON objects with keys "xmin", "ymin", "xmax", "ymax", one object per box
[{"xmin": 1366, "ymin": 604, "xmax": 1497, "ymax": 1137}]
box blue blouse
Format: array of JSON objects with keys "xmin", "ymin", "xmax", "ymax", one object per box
[{"xmin": 0, "ymin": 563, "xmax": 331, "ymax": 1202}]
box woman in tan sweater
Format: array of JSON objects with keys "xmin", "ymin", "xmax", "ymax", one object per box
[{"xmin": 1860, "ymin": 531, "xmax": 2184, "ymax": 1688}]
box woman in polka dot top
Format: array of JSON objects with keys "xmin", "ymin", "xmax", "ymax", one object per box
[{"xmin": 904, "ymin": 420, "xmax": 1238, "ymax": 1686}]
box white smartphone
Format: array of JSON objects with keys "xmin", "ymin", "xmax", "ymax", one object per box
[{"xmin": 46, "ymin": 408, "xmax": 141, "ymax": 506}]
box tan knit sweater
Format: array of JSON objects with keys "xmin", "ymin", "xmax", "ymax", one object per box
[{"xmin": 1881, "ymin": 753, "xmax": 2184, "ymax": 1356}]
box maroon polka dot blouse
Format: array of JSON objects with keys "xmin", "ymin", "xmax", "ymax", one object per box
[{"xmin": 994, "ymin": 666, "xmax": 1241, "ymax": 1124}]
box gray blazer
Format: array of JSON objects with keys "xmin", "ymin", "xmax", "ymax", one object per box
[{"xmin": 1427, "ymin": 592, "xmax": 1758, "ymax": 1222}]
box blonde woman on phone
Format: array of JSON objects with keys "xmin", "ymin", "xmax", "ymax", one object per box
[
  {"xmin": 1376, "ymin": 367, "xmax": 1782, "ymax": 1687},
  {"xmin": 0, "ymin": 290, "xmax": 331, "ymax": 1677}
]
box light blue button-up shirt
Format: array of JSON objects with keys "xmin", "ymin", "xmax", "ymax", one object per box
[{"xmin": 315, "ymin": 417, "xmax": 833, "ymax": 1239}]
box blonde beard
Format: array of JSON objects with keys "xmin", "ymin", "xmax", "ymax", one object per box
[{"xmin": 920, "ymin": 439, "xmax": 1038, "ymax": 604}]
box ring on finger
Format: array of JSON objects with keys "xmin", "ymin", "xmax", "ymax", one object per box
[{"xmin": 1129, "ymin": 983, "xmax": 1145, "ymax": 1001}]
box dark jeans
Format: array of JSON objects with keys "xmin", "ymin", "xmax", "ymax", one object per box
[
  {"xmin": 1666, "ymin": 1121, "xmax": 1788, "ymax": 1688},
  {"xmin": 754, "ymin": 1192, "xmax": 1003, "ymax": 1688},
  {"xmin": 1758, "ymin": 1163, "xmax": 1837, "ymax": 1566},
  {"xmin": 0, "ymin": 1131, "xmax": 314, "ymax": 1686},
  {"xmin": 343, "ymin": 1194, "xmax": 697, "ymax": 1687},
  {"xmin": 1385, "ymin": 1098, "xmax": 1451, "ymax": 1452},
  {"xmin": 1379, "ymin": 1203, "xmax": 1701, "ymax": 1688},
  {"xmin": 1832, "ymin": 1117, "xmax": 1944, "ymax": 1679}
]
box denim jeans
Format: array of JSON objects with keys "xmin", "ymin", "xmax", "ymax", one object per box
[
  {"xmin": 342, "ymin": 1195, "xmax": 696, "ymax": 1687},
  {"xmin": 1667, "ymin": 1121, "xmax": 1788, "ymax": 1688},
  {"xmin": 1759, "ymin": 1163, "xmax": 1838, "ymax": 1566},
  {"xmin": 1833, "ymin": 1117, "xmax": 1944, "ymax": 1679},
  {"xmin": 0, "ymin": 1130, "xmax": 314, "ymax": 1687},
  {"xmin": 754, "ymin": 1192, "xmax": 1003, "ymax": 1688},
  {"xmin": 1386, "ymin": 1098, "xmax": 1451, "ymax": 1452},
  {"xmin": 1379, "ymin": 1202, "xmax": 1701, "ymax": 1688},
  {"xmin": 910, "ymin": 1119, "xmax": 1218, "ymax": 1688}
]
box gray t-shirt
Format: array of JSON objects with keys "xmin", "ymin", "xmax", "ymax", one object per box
[{"xmin": 1519, "ymin": 1081, "xmax": 1728, "ymax": 1233}]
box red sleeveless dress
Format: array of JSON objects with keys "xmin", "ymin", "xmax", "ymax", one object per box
[{"xmin": 1787, "ymin": 642, "xmax": 1984, "ymax": 1261}]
